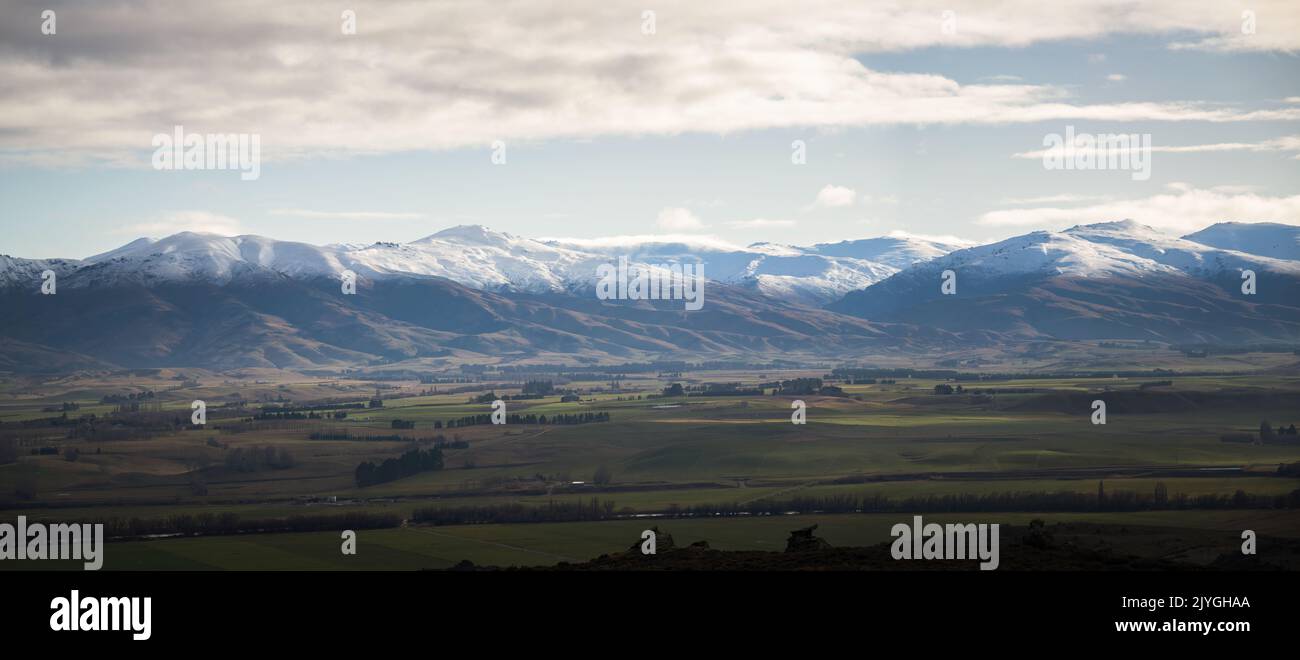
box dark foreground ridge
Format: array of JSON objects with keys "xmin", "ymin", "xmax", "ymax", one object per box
[{"xmin": 444, "ymin": 521, "xmax": 1300, "ymax": 571}]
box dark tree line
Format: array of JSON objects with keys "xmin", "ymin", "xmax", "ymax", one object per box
[
  {"xmin": 437, "ymin": 412, "xmax": 610, "ymax": 428},
  {"xmin": 354, "ymin": 447, "xmax": 444, "ymax": 487},
  {"xmin": 409, "ymin": 487, "xmax": 1300, "ymax": 526},
  {"xmin": 51, "ymin": 511, "xmax": 403, "ymax": 540},
  {"xmin": 253, "ymin": 410, "xmax": 348, "ymax": 420},
  {"xmin": 412, "ymin": 498, "xmax": 617, "ymax": 525}
]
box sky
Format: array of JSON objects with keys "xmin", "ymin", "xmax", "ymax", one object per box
[{"xmin": 1, "ymin": 0, "xmax": 1298, "ymax": 259}]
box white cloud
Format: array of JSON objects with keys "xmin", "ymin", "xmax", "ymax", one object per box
[
  {"xmin": 2, "ymin": 1, "xmax": 1299, "ymax": 166},
  {"xmin": 1013, "ymin": 135, "xmax": 1300, "ymax": 159},
  {"xmin": 977, "ymin": 186, "xmax": 1300, "ymax": 233},
  {"xmin": 813, "ymin": 185, "xmax": 857, "ymax": 208},
  {"xmin": 1106, "ymin": 73, "xmax": 1127, "ymax": 82},
  {"xmin": 655, "ymin": 207, "xmax": 706, "ymax": 232},
  {"xmin": 269, "ymin": 209, "xmax": 424, "ymax": 220},
  {"xmin": 120, "ymin": 211, "xmax": 243, "ymax": 236}
]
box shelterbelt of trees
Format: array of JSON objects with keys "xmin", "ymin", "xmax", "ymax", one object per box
[
  {"xmin": 437, "ymin": 412, "xmax": 610, "ymax": 428},
  {"xmin": 354, "ymin": 447, "xmax": 444, "ymax": 487}
]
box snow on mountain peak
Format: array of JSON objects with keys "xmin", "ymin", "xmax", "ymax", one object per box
[
  {"xmin": 5, "ymin": 220, "xmax": 1295, "ymax": 299},
  {"xmin": 928, "ymin": 219, "xmax": 1300, "ymax": 280},
  {"xmin": 415, "ymin": 224, "xmax": 521, "ymax": 246},
  {"xmin": 1183, "ymin": 222, "xmax": 1300, "ymax": 261}
]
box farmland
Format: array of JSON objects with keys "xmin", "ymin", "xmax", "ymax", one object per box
[{"xmin": 2, "ymin": 353, "xmax": 1300, "ymax": 570}]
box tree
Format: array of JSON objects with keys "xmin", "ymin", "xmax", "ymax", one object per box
[
  {"xmin": 593, "ymin": 465, "xmax": 613, "ymax": 485},
  {"xmin": 355, "ymin": 461, "xmax": 376, "ymax": 487},
  {"xmin": 0, "ymin": 438, "xmax": 18, "ymax": 465},
  {"xmin": 1260, "ymin": 420, "xmax": 1275, "ymax": 443},
  {"xmin": 663, "ymin": 383, "xmax": 684, "ymax": 397}
]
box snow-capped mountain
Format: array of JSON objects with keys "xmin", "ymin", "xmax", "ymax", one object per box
[
  {"xmin": 1182, "ymin": 222, "xmax": 1300, "ymax": 261},
  {"xmin": 540, "ymin": 233, "xmax": 961, "ymax": 302},
  {"xmin": 829, "ymin": 219, "xmax": 1300, "ymax": 343},
  {"xmin": 80, "ymin": 233, "xmax": 348, "ymax": 284},
  {"xmin": 806, "ymin": 234, "xmax": 971, "ymax": 266},
  {"xmin": 4, "ymin": 224, "xmax": 964, "ymax": 303},
  {"xmin": 910, "ymin": 219, "xmax": 1300, "ymax": 281},
  {"xmin": 5, "ymin": 219, "xmax": 1298, "ymax": 304},
  {"xmin": 3, "ymin": 219, "xmax": 1299, "ymax": 370},
  {"xmin": 0, "ymin": 255, "xmax": 80, "ymax": 289}
]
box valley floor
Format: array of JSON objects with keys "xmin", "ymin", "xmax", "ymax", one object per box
[{"xmin": 3, "ymin": 361, "xmax": 1299, "ymax": 571}]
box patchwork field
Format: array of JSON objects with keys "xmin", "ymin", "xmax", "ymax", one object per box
[{"xmin": 2, "ymin": 359, "xmax": 1299, "ymax": 570}]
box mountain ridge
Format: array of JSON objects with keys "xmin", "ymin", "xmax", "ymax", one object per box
[{"xmin": 3, "ymin": 220, "xmax": 1297, "ymax": 372}]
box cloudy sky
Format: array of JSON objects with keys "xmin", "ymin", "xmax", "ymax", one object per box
[{"xmin": 1, "ymin": 0, "xmax": 1298, "ymax": 258}]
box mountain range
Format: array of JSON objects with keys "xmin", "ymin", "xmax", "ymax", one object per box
[
  {"xmin": 1, "ymin": 220, "xmax": 1297, "ymax": 371},
  {"xmin": 5, "ymin": 224, "xmax": 967, "ymax": 304}
]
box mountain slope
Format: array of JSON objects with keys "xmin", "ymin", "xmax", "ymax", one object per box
[
  {"xmin": 829, "ymin": 220, "xmax": 1300, "ymax": 343},
  {"xmin": 1183, "ymin": 222, "xmax": 1300, "ymax": 261},
  {"xmin": 0, "ymin": 266, "xmax": 924, "ymax": 371},
  {"xmin": 2, "ymin": 225, "xmax": 962, "ymax": 305}
]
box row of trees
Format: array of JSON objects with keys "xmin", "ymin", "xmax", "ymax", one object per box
[
  {"xmin": 408, "ymin": 486, "xmax": 1300, "ymax": 526},
  {"xmin": 58, "ymin": 511, "xmax": 403, "ymax": 540},
  {"xmin": 438, "ymin": 412, "xmax": 610, "ymax": 428},
  {"xmin": 1260, "ymin": 421, "xmax": 1299, "ymax": 443},
  {"xmin": 253, "ymin": 410, "xmax": 349, "ymax": 420},
  {"xmin": 354, "ymin": 447, "xmax": 444, "ymax": 487},
  {"xmin": 412, "ymin": 497, "xmax": 617, "ymax": 525}
]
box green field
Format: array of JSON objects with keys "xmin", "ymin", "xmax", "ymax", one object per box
[
  {"xmin": 11, "ymin": 509, "xmax": 1300, "ymax": 571},
  {"xmin": 3, "ymin": 366, "xmax": 1299, "ymax": 570}
]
